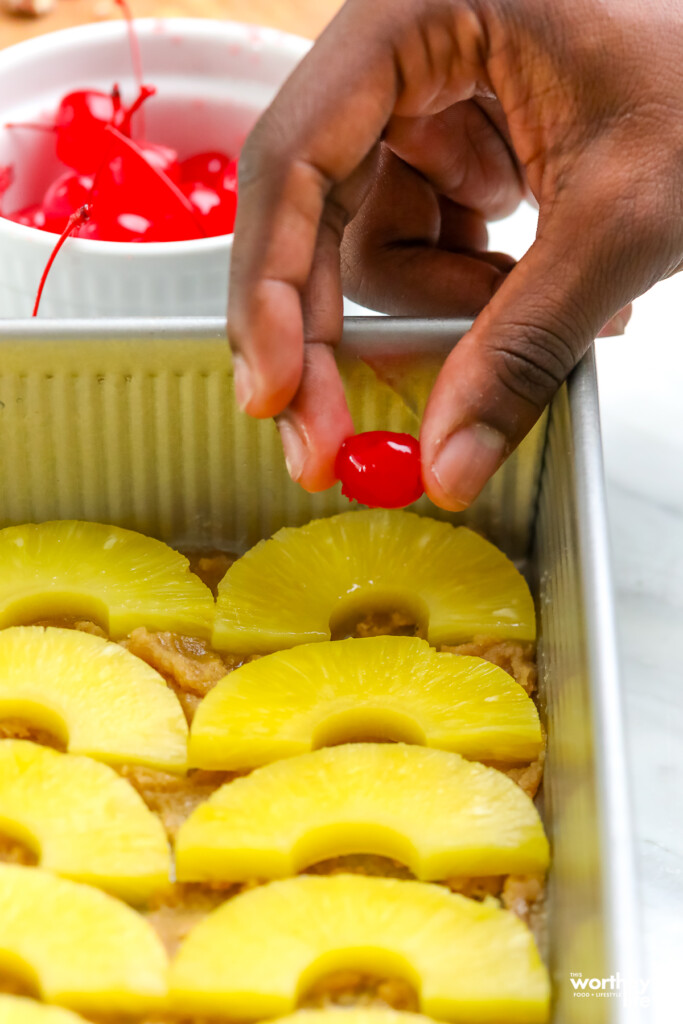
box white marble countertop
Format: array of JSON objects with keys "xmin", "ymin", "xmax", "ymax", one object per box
[
  {"xmin": 595, "ymin": 281, "xmax": 683, "ymax": 1023},
  {"xmin": 493, "ymin": 207, "xmax": 683, "ymax": 1021}
]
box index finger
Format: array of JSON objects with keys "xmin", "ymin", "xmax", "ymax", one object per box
[{"xmin": 227, "ymin": 0, "xmax": 487, "ymax": 417}]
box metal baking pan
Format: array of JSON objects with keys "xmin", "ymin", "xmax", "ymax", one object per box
[{"xmin": 0, "ymin": 316, "xmax": 641, "ymax": 1024}]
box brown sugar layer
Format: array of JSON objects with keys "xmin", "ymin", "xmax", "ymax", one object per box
[
  {"xmin": 0, "ymin": 972, "xmax": 38, "ymax": 999},
  {"xmin": 302, "ymin": 971, "xmax": 420, "ymax": 1013},
  {"xmin": 504, "ymin": 749, "xmax": 546, "ymax": 800},
  {"xmin": 334, "ymin": 608, "xmax": 424, "ymax": 641},
  {"xmin": 0, "ymin": 830, "xmax": 38, "ymax": 867},
  {"xmin": 183, "ymin": 551, "xmax": 237, "ymax": 598},
  {"xmin": 0, "ymin": 719, "xmax": 66, "ymax": 751},
  {"xmin": 502, "ymin": 873, "xmax": 547, "ymax": 929},
  {"xmin": 121, "ymin": 629, "xmax": 231, "ymax": 698},
  {"xmin": 145, "ymin": 881, "xmax": 256, "ymax": 958},
  {"xmin": 442, "ymin": 636, "xmax": 537, "ymax": 695},
  {"xmin": 118, "ymin": 766, "xmax": 239, "ymax": 840}
]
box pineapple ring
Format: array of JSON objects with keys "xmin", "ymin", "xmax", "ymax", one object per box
[
  {"xmin": 213, "ymin": 510, "xmax": 535, "ymax": 652},
  {"xmin": 175, "ymin": 743, "xmax": 549, "ymax": 882},
  {"xmin": 0, "ymin": 997, "xmax": 89, "ymax": 1024},
  {"xmin": 188, "ymin": 635, "xmax": 542, "ymax": 769},
  {"xmin": 0, "ymin": 627, "xmax": 188, "ymax": 772},
  {"xmin": 0, "ymin": 864, "xmax": 168, "ymax": 1016},
  {"xmin": 0, "ymin": 740, "xmax": 170, "ymax": 903},
  {"xmin": 0, "ymin": 520, "xmax": 214, "ymax": 639},
  {"xmin": 170, "ymin": 874, "xmax": 550, "ymax": 1022}
]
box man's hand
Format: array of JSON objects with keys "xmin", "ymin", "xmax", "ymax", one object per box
[{"xmin": 228, "ymin": 0, "xmax": 683, "ymax": 510}]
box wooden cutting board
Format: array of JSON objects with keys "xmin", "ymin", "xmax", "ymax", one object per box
[{"xmin": 0, "ymin": 0, "xmax": 341, "ymax": 49}]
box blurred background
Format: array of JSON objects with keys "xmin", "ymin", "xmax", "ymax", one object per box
[
  {"xmin": 0, "ymin": 0, "xmax": 339, "ymax": 45},
  {"xmin": 2, "ymin": 0, "xmax": 682, "ymax": 1019}
]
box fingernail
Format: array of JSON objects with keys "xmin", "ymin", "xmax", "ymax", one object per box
[
  {"xmin": 277, "ymin": 417, "xmax": 307, "ymax": 482},
  {"xmin": 232, "ymin": 353, "xmax": 253, "ymax": 411},
  {"xmin": 432, "ymin": 424, "xmax": 507, "ymax": 508}
]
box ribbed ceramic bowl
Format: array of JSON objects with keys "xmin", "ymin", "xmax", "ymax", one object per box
[{"xmin": 0, "ymin": 19, "xmax": 309, "ymax": 317}]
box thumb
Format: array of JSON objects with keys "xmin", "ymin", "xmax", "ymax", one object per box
[{"xmin": 420, "ymin": 199, "xmax": 633, "ymax": 511}]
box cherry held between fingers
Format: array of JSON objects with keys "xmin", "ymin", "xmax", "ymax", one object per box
[{"xmin": 335, "ymin": 431, "xmax": 424, "ymax": 509}]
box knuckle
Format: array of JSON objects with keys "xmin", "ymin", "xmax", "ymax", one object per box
[
  {"xmin": 238, "ymin": 111, "xmax": 302, "ymax": 190},
  {"xmin": 487, "ymin": 318, "xmax": 582, "ymax": 409}
]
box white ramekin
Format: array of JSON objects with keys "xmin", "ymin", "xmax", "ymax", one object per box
[{"xmin": 0, "ymin": 18, "xmax": 309, "ymax": 318}]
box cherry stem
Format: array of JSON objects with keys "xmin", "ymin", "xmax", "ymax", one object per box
[
  {"xmin": 32, "ymin": 205, "xmax": 90, "ymax": 317},
  {"xmin": 111, "ymin": 83, "xmax": 122, "ymax": 115},
  {"xmin": 117, "ymin": 83, "xmax": 156, "ymax": 136},
  {"xmin": 114, "ymin": 0, "xmax": 145, "ymax": 133}
]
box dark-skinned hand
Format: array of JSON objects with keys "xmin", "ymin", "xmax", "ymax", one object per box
[{"xmin": 228, "ymin": 0, "xmax": 683, "ymax": 510}]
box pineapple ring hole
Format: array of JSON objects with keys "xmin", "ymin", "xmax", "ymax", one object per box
[
  {"xmin": 292, "ymin": 824, "xmax": 419, "ymax": 878},
  {"xmin": 0, "ymin": 703, "xmax": 69, "ymax": 753},
  {"xmin": 0, "ymin": 819, "xmax": 40, "ymax": 868},
  {"xmin": 298, "ymin": 949, "xmax": 420, "ymax": 1012},
  {"xmin": 312, "ymin": 708, "xmax": 427, "ymax": 749},
  {"xmin": 3, "ymin": 593, "xmax": 110, "ymax": 634},
  {"xmin": 329, "ymin": 590, "xmax": 428, "ymax": 641},
  {"xmin": 0, "ymin": 952, "xmax": 41, "ymax": 1000}
]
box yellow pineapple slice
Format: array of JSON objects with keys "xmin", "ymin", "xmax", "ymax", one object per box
[
  {"xmin": 0, "ymin": 740, "xmax": 170, "ymax": 902},
  {"xmin": 188, "ymin": 636, "xmax": 542, "ymax": 769},
  {"xmin": 0, "ymin": 864, "xmax": 168, "ymax": 1015},
  {"xmin": 0, "ymin": 520, "xmax": 214, "ymax": 638},
  {"xmin": 176, "ymin": 743, "xmax": 549, "ymax": 882},
  {"xmin": 263, "ymin": 1013, "xmax": 433, "ymax": 1024},
  {"xmin": 213, "ymin": 510, "xmax": 535, "ymax": 652},
  {"xmin": 0, "ymin": 997, "xmax": 89, "ymax": 1024},
  {"xmin": 0, "ymin": 627, "xmax": 188, "ymax": 772},
  {"xmin": 170, "ymin": 874, "xmax": 550, "ymax": 1022}
]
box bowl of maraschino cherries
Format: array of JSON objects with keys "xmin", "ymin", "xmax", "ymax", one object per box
[{"xmin": 0, "ymin": 13, "xmax": 309, "ymax": 317}]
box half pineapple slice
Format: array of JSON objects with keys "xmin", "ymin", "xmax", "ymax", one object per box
[
  {"xmin": 213, "ymin": 510, "xmax": 535, "ymax": 652},
  {"xmin": 176, "ymin": 743, "xmax": 549, "ymax": 882},
  {"xmin": 0, "ymin": 520, "xmax": 214, "ymax": 638},
  {"xmin": 170, "ymin": 874, "xmax": 550, "ymax": 1022},
  {"xmin": 0, "ymin": 627, "xmax": 188, "ymax": 772},
  {"xmin": 188, "ymin": 636, "xmax": 542, "ymax": 769},
  {"xmin": 0, "ymin": 997, "xmax": 89, "ymax": 1024},
  {"xmin": 0, "ymin": 741, "xmax": 170, "ymax": 903},
  {"xmin": 0, "ymin": 864, "xmax": 168, "ymax": 1016}
]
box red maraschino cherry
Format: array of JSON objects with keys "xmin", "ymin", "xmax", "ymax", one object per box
[
  {"xmin": 91, "ymin": 125, "xmax": 205, "ymax": 241},
  {"xmin": 220, "ymin": 157, "xmax": 238, "ymax": 194},
  {"xmin": 78, "ymin": 209, "xmax": 153, "ymax": 242},
  {"xmin": 54, "ymin": 90, "xmax": 119, "ymax": 172},
  {"xmin": 180, "ymin": 151, "xmax": 233, "ymax": 189},
  {"xmin": 181, "ymin": 179, "xmax": 237, "ymax": 236},
  {"xmin": 5, "ymin": 83, "xmax": 155, "ymax": 175},
  {"xmin": 334, "ymin": 431, "xmax": 424, "ymax": 508},
  {"xmin": 8, "ymin": 204, "xmax": 46, "ymax": 229},
  {"xmin": 137, "ymin": 139, "xmax": 181, "ymax": 183},
  {"xmin": 41, "ymin": 171, "xmax": 94, "ymax": 233}
]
